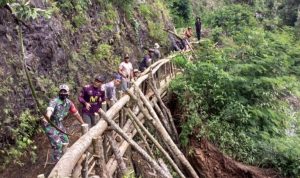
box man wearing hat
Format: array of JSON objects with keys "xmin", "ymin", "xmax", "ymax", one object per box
[
  {"xmin": 78, "ymin": 75, "xmax": 106, "ymax": 127},
  {"xmin": 133, "ymin": 69, "xmax": 141, "ymax": 80},
  {"xmin": 42, "ymin": 84, "xmax": 85, "ymax": 162},
  {"xmin": 103, "ymin": 73, "xmax": 122, "ymax": 107},
  {"xmin": 119, "ymin": 54, "xmax": 133, "ymax": 91}
]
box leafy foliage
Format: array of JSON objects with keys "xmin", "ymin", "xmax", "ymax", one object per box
[
  {"xmin": 171, "ymin": 4, "xmax": 300, "ymax": 177},
  {"xmin": 0, "ymin": 110, "xmax": 38, "ymax": 168},
  {"xmin": 9, "ymin": 0, "xmax": 52, "ymax": 20},
  {"xmin": 167, "ymin": 0, "xmax": 192, "ymax": 27},
  {"xmin": 205, "ymin": 5, "xmax": 257, "ymax": 36}
]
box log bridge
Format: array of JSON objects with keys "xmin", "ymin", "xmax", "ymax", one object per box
[{"xmin": 44, "ymin": 54, "xmax": 200, "ymax": 178}]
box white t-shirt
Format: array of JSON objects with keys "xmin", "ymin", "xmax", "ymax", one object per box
[{"xmin": 119, "ymin": 62, "xmax": 133, "ymax": 78}]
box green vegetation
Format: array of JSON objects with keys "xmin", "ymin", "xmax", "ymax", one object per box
[
  {"xmin": 8, "ymin": 0, "xmax": 52, "ymax": 20},
  {"xmin": 167, "ymin": 0, "xmax": 192, "ymax": 27},
  {"xmin": 4, "ymin": 110, "xmax": 38, "ymax": 166},
  {"xmin": 171, "ymin": 4, "xmax": 300, "ymax": 177}
]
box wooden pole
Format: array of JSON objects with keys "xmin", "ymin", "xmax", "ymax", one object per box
[
  {"xmin": 106, "ymin": 132, "xmax": 127, "ymax": 177},
  {"xmin": 153, "ymin": 102, "xmax": 173, "ymax": 135},
  {"xmin": 98, "ymin": 109, "xmax": 171, "ymax": 178},
  {"xmin": 126, "ymin": 89, "xmax": 182, "ymax": 167},
  {"xmin": 92, "ymin": 137, "xmax": 109, "ymax": 178},
  {"xmin": 118, "ymin": 91, "xmax": 125, "ymax": 128},
  {"xmin": 158, "ymin": 158, "xmax": 173, "ymax": 178},
  {"xmin": 133, "ymin": 86, "xmax": 199, "ymax": 178},
  {"xmin": 72, "ymin": 154, "xmax": 86, "ymax": 178},
  {"xmin": 164, "ymin": 63, "xmax": 167, "ymax": 82},
  {"xmin": 126, "ymin": 109, "xmax": 155, "ymax": 159},
  {"xmin": 148, "ymin": 75, "xmax": 179, "ymax": 143},
  {"xmin": 49, "ymin": 57, "xmax": 174, "ymax": 178},
  {"xmin": 81, "ymin": 124, "xmax": 89, "ymax": 178},
  {"xmin": 126, "ymin": 108, "xmax": 186, "ymax": 178}
]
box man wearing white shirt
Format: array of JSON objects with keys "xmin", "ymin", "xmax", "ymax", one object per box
[{"xmin": 118, "ymin": 54, "xmax": 133, "ymax": 91}]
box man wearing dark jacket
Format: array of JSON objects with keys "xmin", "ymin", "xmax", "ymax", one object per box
[
  {"xmin": 195, "ymin": 17, "xmax": 202, "ymax": 41},
  {"xmin": 78, "ymin": 75, "xmax": 105, "ymax": 128}
]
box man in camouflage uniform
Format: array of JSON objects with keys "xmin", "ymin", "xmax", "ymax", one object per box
[{"xmin": 42, "ymin": 84, "xmax": 85, "ymax": 162}]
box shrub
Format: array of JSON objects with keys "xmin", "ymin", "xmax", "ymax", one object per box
[
  {"xmin": 171, "ymin": 5, "xmax": 300, "ymax": 176},
  {"xmin": 205, "ymin": 4, "xmax": 257, "ymax": 36},
  {"xmin": 0, "ymin": 110, "xmax": 38, "ymax": 168}
]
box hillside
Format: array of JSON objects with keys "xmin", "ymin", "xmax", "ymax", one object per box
[
  {"xmin": 0, "ymin": 0, "xmax": 299, "ymax": 178},
  {"xmin": 0, "ymin": 0, "xmax": 171, "ymax": 171}
]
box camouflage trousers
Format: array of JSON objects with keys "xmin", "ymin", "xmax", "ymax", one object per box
[{"xmin": 42, "ymin": 121, "xmax": 69, "ymax": 162}]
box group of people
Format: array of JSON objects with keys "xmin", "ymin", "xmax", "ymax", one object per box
[
  {"xmin": 42, "ymin": 43, "xmax": 162, "ymax": 163},
  {"xmin": 41, "ymin": 17, "xmax": 202, "ymax": 164},
  {"xmin": 42, "ymin": 74, "xmax": 121, "ymax": 162},
  {"xmin": 169, "ymin": 17, "xmax": 202, "ymax": 51}
]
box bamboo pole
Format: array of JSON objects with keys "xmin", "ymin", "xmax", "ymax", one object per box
[
  {"xmin": 148, "ymin": 75, "xmax": 179, "ymax": 143},
  {"xmin": 126, "ymin": 108, "xmax": 186, "ymax": 178},
  {"xmin": 118, "ymin": 91, "xmax": 125, "ymax": 128},
  {"xmin": 106, "ymin": 132, "xmax": 127, "ymax": 177},
  {"xmin": 98, "ymin": 109, "xmax": 171, "ymax": 178},
  {"xmin": 126, "ymin": 89, "xmax": 182, "ymax": 169},
  {"xmin": 153, "ymin": 102, "xmax": 173, "ymax": 135},
  {"xmin": 92, "ymin": 137, "xmax": 109, "ymax": 178},
  {"xmin": 158, "ymin": 158, "xmax": 173, "ymax": 178},
  {"xmin": 49, "ymin": 58, "xmax": 177, "ymax": 177},
  {"xmin": 72, "ymin": 154, "xmax": 86, "ymax": 178},
  {"xmin": 81, "ymin": 124, "xmax": 89, "ymax": 178},
  {"xmin": 126, "ymin": 109, "xmax": 155, "ymax": 159},
  {"xmin": 133, "ymin": 86, "xmax": 199, "ymax": 178},
  {"xmin": 88, "ymin": 161, "xmax": 96, "ymax": 175}
]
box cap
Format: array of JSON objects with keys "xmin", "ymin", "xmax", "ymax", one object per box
[
  {"xmin": 148, "ymin": 48, "xmax": 155, "ymax": 52},
  {"xmin": 154, "ymin": 43, "xmax": 160, "ymax": 49},
  {"xmin": 124, "ymin": 54, "xmax": 129, "ymax": 59},
  {"xmin": 94, "ymin": 75, "xmax": 105, "ymax": 82},
  {"xmin": 134, "ymin": 69, "xmax": 140, "ymax": 73},
  {"xmin": 114, "ymin": 73, "xmax": 122, "ymax": 81},
  {"xmin": 59, "ymin": 84, "xmax": 70, "ymax": 93}
]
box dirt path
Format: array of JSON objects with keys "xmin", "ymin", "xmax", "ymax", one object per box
[{"xmin": 0, "ymin": 119, "xmax": 82, "ymax": 178}]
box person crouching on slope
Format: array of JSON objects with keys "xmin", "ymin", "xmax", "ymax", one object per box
[
  {"xmin": 78, "ymin": 75, "xmax": 106, "ymax": 128},
  {"xmin": 42, "ymin": 84, "xmax": 85, "ymax": 163}
]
